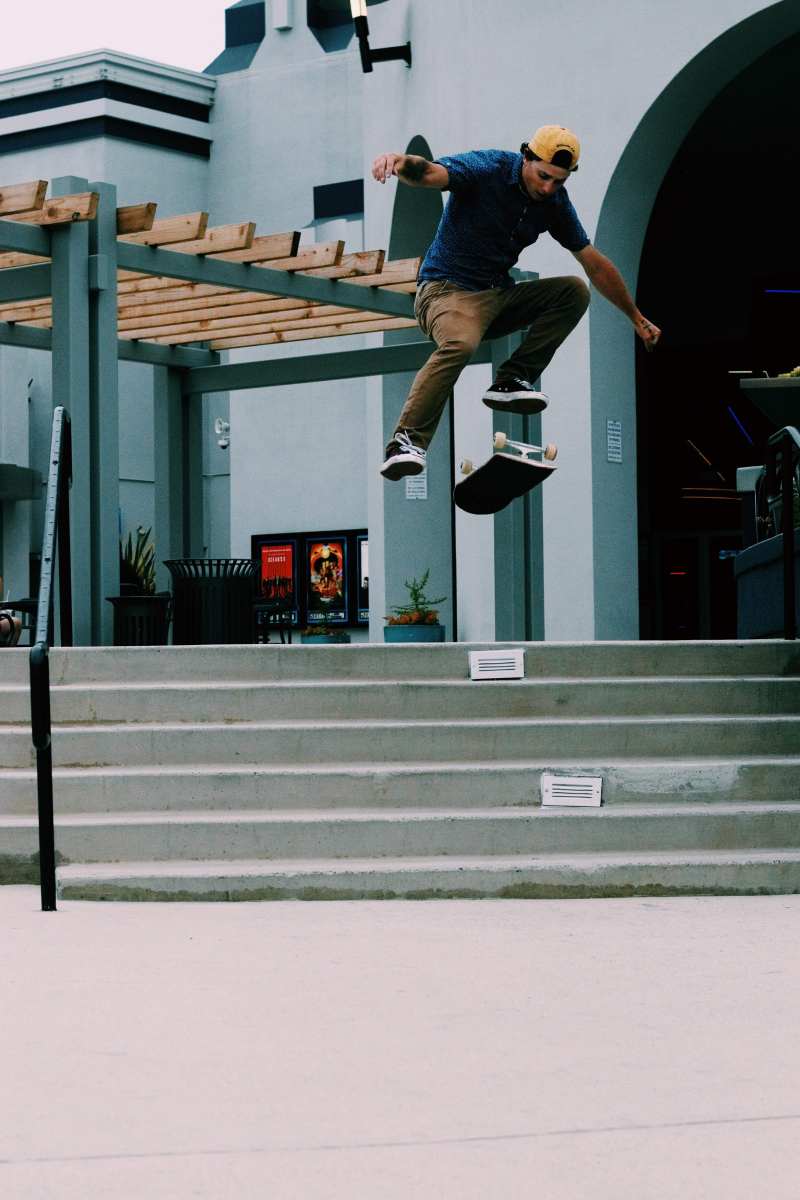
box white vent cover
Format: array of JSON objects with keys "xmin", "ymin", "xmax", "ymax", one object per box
[
  {"xmin": 541, "ymin": 773, "xmax": 603, "ymax": 807},
  {"xmin": 469, "ymin": 648, "xmax": 525, "ymax": 681}
]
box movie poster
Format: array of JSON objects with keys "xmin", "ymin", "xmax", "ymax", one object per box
[
  {"xmin": 259, "ymin": 540, "xmax": 298, "ymax": 624},
  {"xmin": 305, "ymin": 538, "xmax": 347, "ymax": 624}
]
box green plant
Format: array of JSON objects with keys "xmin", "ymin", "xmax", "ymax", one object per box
[
  {"xmin": 385, "ymin": 569, "xmax": 446, "ymax": 625},
  {"xmin": 120, "ymin": 526, "xmax": 156, "ymax": 595}
]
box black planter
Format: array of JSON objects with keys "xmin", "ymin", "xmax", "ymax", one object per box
[{"xmin": 107, "ymin": 593, "xmax": 171, "ymax": 646}]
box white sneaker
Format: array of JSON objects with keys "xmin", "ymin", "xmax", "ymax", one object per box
[{"xmin": 380, "ymin": 431, "xmax": 427, "ymax": 480}]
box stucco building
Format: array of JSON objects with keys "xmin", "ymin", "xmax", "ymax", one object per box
[{"xmin": 0, "ymin": 0, "xmax": 797, "ymax": 644}]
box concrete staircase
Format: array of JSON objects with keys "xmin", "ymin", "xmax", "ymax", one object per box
[{"xmin": 2, "ymin": 640, "xmax": 800, "ymax": 900}]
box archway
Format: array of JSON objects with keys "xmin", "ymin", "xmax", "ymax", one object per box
[
  {"xmin": 636, "ymin": 33, "xmax": 800, "ymax": 637},
  {"xmin": 590, "ymin": 1, "xmax": 800, "ymax": 639}
]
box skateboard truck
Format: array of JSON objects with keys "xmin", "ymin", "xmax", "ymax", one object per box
[{"xmin": 460, "ymin": 431, "xmax": 557, "ymax": 476}]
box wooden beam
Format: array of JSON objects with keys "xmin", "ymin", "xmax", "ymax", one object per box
[
  {"xmin": 115, "ymin": 255, "xmax": 417, "ymax": 313},
  {"xmin": 209, "ymin": 317, "xmax": 417, "ymax": 350},
  {"xmin": 116, "ymin": 203, "xmax": 157, "ymax": 234},
  {"xmin": 118, "ymin": 212, "xmax": 208, "ymax": 246},
  {"xmin": 0, "ymin": 181, "xmax": 47, "ymax": 217},
  {"xmin": 116, "ymin": 222, "xmax": 258, "ymax": 282},
  {"xmin": 10, "ymin": 192, "xmax": 99, "ymax": 224},
  {"xmin": 137, "ymin": 305, "xmax": 418, "ymax": 345},
  {"xmin": 0, "ymin": 252, "xmax": 50, "ymax": 272},
  {"xmin": 0, "ymin": 259, "xmax": 419, "ymax": 325},
  {"xmin": 114, "ymin": 231, "xmax": 303, "ymax": 296},
  {"xmin": 117, "ymin": 281, "xmax": 417, "ymax": 335},
  {"xmin": 304, "ymin": 250, "xmax": 385, "ymax": 277}
]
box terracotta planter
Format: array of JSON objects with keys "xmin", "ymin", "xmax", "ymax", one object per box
[{"xmin": 383, "ymin": 624, "xmax": 445, "ymax": 643}]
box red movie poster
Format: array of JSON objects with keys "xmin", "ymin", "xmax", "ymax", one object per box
[{"xmin": 260, "ymin": 543, "xmax": 294, "ymax": 606}]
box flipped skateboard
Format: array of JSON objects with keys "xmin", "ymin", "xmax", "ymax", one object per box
[{"xmin": 453, "ymin": 431, "xmax": 557, "ymax": 515}]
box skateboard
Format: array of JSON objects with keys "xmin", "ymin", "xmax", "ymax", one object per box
[{"xmin": 453, "ymin": 431, "xmax": 557, "ymax": 515}]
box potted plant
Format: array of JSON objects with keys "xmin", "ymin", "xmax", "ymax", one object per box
[
  {"xmin": 107, "ymin": 526, "xmax": 171, "ymax": 646},
  {"xmin": 300, "ymin": 624, "xmax": 351, "ymax": 644},
  {"xmin": 384, "ymin": 569, "xmax": 446, "ymax": 642}
]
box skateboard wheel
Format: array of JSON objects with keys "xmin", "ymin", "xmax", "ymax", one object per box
[
  {"xmin": 460, "ymin": 459, "xmax": 474, "ymax": 476},
  {"xmin": 544, "ymin": 443, "xmax": 558, "ymax": 461},
  {"xmin": 493, "ymin": 431, "xmax": 508, "ymax": 449}
]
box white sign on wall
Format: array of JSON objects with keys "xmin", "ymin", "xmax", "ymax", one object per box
[
  {"xmin": 607, "ymin": 420, "xmax": 622, "ymax": 463},
  {"xmin": 405, "ymin": 470, "xmax": 428, "ymax": 500}
]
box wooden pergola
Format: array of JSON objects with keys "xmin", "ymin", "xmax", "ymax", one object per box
[{"xmin": 0, "ymin": 177, "xmax": 527, "ymax": 644}]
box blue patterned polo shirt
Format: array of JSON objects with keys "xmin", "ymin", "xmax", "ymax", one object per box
[{"xmin": 417, "ymin": 149, "xmax": 590, "ymax": 292}]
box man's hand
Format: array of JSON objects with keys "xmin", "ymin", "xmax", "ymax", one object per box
[
  {"xmin": 634, "ymin": 314, "xmax": 661, "ymax": 352},
  {"xmin": 372, "ymin": 153, "xmax": 403, "ymax": 183}
]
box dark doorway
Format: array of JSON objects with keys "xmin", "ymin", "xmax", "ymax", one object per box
[{"xmin": 636, "ymin": 34, "xmax": 800, "ymax": 639}]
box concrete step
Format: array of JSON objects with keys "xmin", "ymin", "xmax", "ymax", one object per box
[
  {"xmin": 2, "ymin": 757, "xmax": 800, "ymax": 816},
  {"xmin": 55, "ymin": 847, "xmax": 800, "ymax": 901},
  {"xmin": 2, "ymin": 713, "xmax": 798, "ymax": 769},
  {"xmin": 2, "ymin": 675, "xmax": 799, "ymax": 724},
  {"xmin": 5, "ymin": 803, "xmax": 800, "ymax": 869},
  {"xmin": 2, "ymin": 640, "xmax": 798, "ymax": 687}
]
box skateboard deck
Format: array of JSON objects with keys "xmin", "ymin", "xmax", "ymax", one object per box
[{"xmin": 454, "ymin": 452, "xmax": 556, "ymax": 515}]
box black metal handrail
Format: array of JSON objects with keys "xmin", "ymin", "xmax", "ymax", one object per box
[
  {"xmin": 29, "ymin": 406, "xmax": 73, "ymax": 912},
  {"xmin": 764, "ymin": 425, "xmax": 799, "ymax": 640}
]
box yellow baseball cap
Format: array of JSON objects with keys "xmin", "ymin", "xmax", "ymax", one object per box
[{"xmin": 525, "ymin": 125, "xmax": 581, "ymax": 171}]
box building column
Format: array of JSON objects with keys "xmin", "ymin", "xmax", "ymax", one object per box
[
  {"xmin": 50, "ymin": 177, "xmax": 91, "ymax": 645},
  {"xmin": 88, "ymin": 179, "xmax": 119, "ymax": 644}
]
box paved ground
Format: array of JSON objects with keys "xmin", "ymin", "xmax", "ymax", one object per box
[{"xmin": 3, "ymin": 886, "xmax": 800, "ymax": 1198}]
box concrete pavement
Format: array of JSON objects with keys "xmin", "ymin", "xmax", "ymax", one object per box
[{"xmin": 3, "ymin": 887, "xmax": 800, "ymax": 1198}]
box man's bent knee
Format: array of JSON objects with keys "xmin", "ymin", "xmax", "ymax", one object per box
[
  {"xmin": 564, "ymin": 275, "xmax": 591, "ymax": 312},
  {"xmin": 437, "ymin": 335, "xmax": 481, "ymax": 363}
]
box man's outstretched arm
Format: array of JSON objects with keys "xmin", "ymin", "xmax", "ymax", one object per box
[
  {"xmin": 372, "ymin": 153, "xmax": 449, "ymax": 189},
  {"xmin": 573, "ymin": 244, "xmax": 661, "ymax": 350}
]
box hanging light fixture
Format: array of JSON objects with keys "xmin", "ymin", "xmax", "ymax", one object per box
[{"xmin": 350, "ymin": 0, "xmax": 411, "ymax": 73}]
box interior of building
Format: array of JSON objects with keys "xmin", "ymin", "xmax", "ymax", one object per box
[{"xmin": 635, "ymin": 32, "xmax": 800, "ymax": 638}]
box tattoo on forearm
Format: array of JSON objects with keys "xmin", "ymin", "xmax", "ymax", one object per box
[{"xmin": 400, "ymin": 157, "xmax": 428, "ymax": 183}]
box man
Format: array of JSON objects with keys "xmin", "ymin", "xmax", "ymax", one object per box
[{"xmin": 373, "ymin": 125, "xmax": 660, "ymax": 480}]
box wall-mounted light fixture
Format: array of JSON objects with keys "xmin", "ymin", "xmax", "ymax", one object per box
[{"xmin": 350, "ymin": 0, "xmax": 411, "ymax": 73}]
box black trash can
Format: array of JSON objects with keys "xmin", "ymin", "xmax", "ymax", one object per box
[{"xmin": 165, "ymin": 558, "xmax": 257, "ymax": 644}]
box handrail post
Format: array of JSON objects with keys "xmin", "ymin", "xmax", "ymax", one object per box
[
  {"xmin": 29, "ymin": 405, "xmax": 72, "ymax": 911},
  {"xmin": 782, "ymin": 431, "xmax": 797, "ymax": 640},
  {"xmin": 30, "ymin": 644, "xmax": 56, "ymax": 911}
]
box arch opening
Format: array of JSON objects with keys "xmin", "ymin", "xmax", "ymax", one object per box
[
  {"xmin": 590, "ymin": 2, "xmax": 800, "ymax": 639},
  {"xmin": 636, "ymin": 32, "xmax": 800, "ymax": 638}
]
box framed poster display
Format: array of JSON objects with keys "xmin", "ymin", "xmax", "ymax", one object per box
[
  {"xmin": 251, "ymin": 528, "xmax": 367, "ymax": 627},
  {"xmin": 356, "ymin": 535, "xmax": 369, "ymax": 624},
  {"xmin": 305, "ymin": 536, "xmax": 348, "ymax": 625},
  {"xmin": 252, "ymin": 536, "xmax": 299, "ymax": 625}
]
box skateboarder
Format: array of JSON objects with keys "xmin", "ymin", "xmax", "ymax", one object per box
[{"xmin": 373, "ymin": 126, "xmax": 661, "ymax": 480}]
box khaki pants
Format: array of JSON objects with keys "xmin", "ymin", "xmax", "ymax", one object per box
[{"xmin": 392, "ymin": 275, "xmax": 590, "ymax": 451}]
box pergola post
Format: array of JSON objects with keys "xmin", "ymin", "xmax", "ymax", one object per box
[
  {"xmin": 184, "ymin": 390, "xmax": 205, "ymax": 557},
  {"xmin": 491, "ymin": 332, "xmax": 545, "ymax": 641},
  {"xmin": 88, "ymin": 180, "xmax": 120, "ymax": 644},
  {"xmin": 50, "ymin": 177, "xmax": 92, "ymax": 645},
  {"xmin": 153, "ymin": 367, "xmax": 187, "ymax": 588}
]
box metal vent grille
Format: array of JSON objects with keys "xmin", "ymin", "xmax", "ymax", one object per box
[
  {"xmin": 469, "ymin": 649, "xmax": 525, "ymax": 681},
  {"xmin": 541, "ymin": 773, "xmax": 603, "ymax": 807}
]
